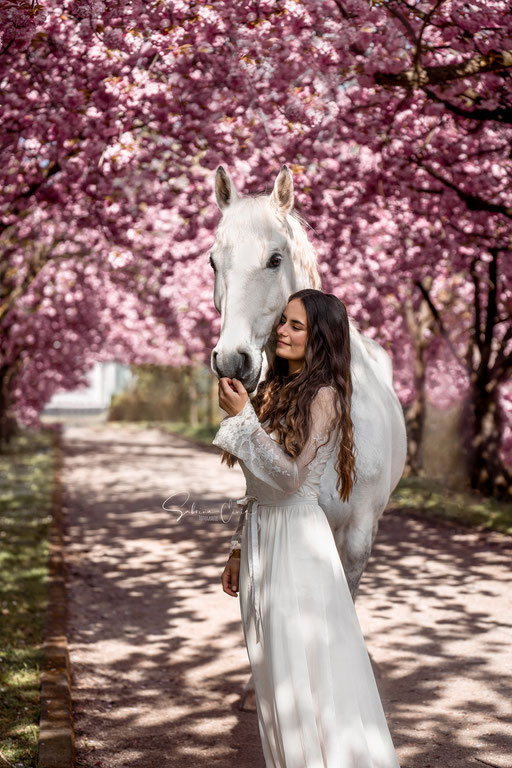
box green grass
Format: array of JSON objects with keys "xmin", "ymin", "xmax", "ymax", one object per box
[
  {"xmin": 391, "ymin": 475, "xmax": 512, "ymax": 535},
  {"xmin": 0, "ymin": 428, "xmax": 55, "ymax": 768},
  {"xmin": 155, "ymin": 420, "xmax": 220, "ymax": 445}
]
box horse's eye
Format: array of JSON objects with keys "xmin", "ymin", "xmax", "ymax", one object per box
[
  {"xmin": 209, "ymin": 254, "xmax": 216, "ymax": 271},
  {"xmin": 268, "ymin": 252, "xmax": 281, "ymax": 268}
]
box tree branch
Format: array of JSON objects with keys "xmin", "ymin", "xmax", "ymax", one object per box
[
  {"xmin": 423, "ymin": 86, "xmax": 512, "ymax": 124},
  {"xmin": 489, "ymin": 324, "xmax": 512, "ymax": 383},
  {"xmin": 469, "ymin": 256, "xmax": 482, "ymax": 367},
  {"xmin": 374, "ymin": 49, "xmax": 512, "ymax": 88},
  {"xmin": 0, "ymin": 240, "xmax": 93, "ymax": 324},
  {"xmin": 385, "ymin": 4, "xmax": 418, "ymax": 46},
  {"xmin": 0, "ymin": 162, "xmax": 61, "ymax": 236},
  {"xmin": 414, "ymin": 278, "xmax": 467, "ymax": 371},
  {"xmin": 333, "ymin": 0, "xmax": 350, "ymax": 20},
  {"xmin": 484, "ymin": 249, "xmax": 498, "ymax": 353},
  {"xmin": 414, "ymin": 161, "xmax": 512, "ymax": 219}
]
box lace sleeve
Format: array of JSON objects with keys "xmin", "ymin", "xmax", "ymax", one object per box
[{"xmin": 212, "ymin": 386, "xmax": 338, "ymax": 494}]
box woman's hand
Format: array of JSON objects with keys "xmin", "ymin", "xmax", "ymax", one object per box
[
  {"xmin": 218, "ymin": 377, "xmax": 249, "ymax": 417},
  {"xmin": 221, "ymin": 555, "xmax": 240, "ymax": 597}
]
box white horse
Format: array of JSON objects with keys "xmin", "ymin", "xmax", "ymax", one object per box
[{"xmin": 210, "ymin": 165, "xmax": 407, "ymax": 702}]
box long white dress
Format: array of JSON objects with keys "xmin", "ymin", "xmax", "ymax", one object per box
[{"xmin": 212, "ymin": 385, "xmax": 400, "ymax": 768}]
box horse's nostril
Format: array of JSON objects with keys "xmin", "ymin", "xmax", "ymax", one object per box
[
  {"xmin": 211, "ymin": 350, "xmax": 219, "ymax": 377},
  {"xmin": 239, "ymin": 352, "xmax": 252, "ymax": 381}
]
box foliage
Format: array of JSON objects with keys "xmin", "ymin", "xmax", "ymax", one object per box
[
  {"xmin": 109, "ymin": 364, "xmax": 191, "ymax": 421},
  {"xmin": 108, "ymin": 362, "xmax": 217, "ymax": 423},
  {"xmin": 0, "ymin": 427, "xmax": 54, "ymax": 767},
  {"xmin": 1, "ymin": 1, "xmax": 510, "ymax": 487},
  {"xmin": 391, "ymin": 476, "xmax": 512, "ymax": 535}
]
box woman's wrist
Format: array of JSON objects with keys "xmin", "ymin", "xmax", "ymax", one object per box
[{"xmin": 229, "ymin": 548, "xmax": 241, "ymax": 559}]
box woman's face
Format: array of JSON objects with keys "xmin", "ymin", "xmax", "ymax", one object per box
[{"xmin": 275, "ymin": 298, "xmax": 308, "ymax": 370}]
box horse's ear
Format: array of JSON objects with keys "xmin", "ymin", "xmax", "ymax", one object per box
[
  {"xmin": 215, "ymin": 166, "xmax": 239, "ymax": 211},
  {"xmin": 270, "ymin": 165, "xmax": 294, "ymax": 215}
]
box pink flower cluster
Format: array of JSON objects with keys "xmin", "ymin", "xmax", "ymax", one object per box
[{"xmin": 1, "ymin": 1, "xmax": 510, "ymax": 467}]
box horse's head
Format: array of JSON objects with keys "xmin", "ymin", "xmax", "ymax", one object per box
[{"xmin": 209, "ymin": 165, "xmax": 321, "ymax": 392}]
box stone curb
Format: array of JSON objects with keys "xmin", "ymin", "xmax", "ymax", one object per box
[{"xmin": 38, "ymin": 426, "xmax": 75, "ymax": 768}]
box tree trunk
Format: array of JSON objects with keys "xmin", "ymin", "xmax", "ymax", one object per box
[
  {"xmin": 460, "ymin": 250, "xmax": 512, "ymax": 500},
  {"xmin": 188, "ymin": 366, "xmax": 199, "ymax": 427},
  {"xmin": 0, "ymin": 365, "xmax": 19, "ymax": 447},
  {"xmin": 404, "ymin": 350, "xmax": 427, "ymax": 474},
  {"xmin": 461, "ymin": 377, "xmax": 512, "ymax": 499},
  {"xmin": 417, "ymin": 249, "xmax": 511, "ymax": 499},
  {"xmin": 403, "ymin": 290, "xmax": 433, "ymax": 474}
]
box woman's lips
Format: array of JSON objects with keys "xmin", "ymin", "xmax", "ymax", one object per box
[{"xmin": 277, "ymin": 340, "xmax": 289, "ymax": 345}]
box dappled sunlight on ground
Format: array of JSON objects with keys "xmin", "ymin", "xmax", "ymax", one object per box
[{"xmin": 64, "ymin": 425, "xmax": 512, "ymax": 768}]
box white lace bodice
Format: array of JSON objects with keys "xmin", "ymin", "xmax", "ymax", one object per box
[{"xmin": 212, "ymin": 385, "xmax": 340, "ymax": 557}]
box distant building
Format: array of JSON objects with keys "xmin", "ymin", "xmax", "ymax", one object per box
[{"xmin": 42, "ymin": 361, "xmax": 134, "ymax": 420}]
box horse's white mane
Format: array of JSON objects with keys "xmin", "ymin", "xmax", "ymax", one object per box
[
  {"xmin": 217, "ymin": 194, "xmax": 322, "ymax": 290},
  {"xmin": 286, "ymin": 208, "xmax": 322, "ymax": 291}
]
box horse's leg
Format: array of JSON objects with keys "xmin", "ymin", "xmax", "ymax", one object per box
[
  {"xmin": 335, "ymin": 511, "xmax": 385, "ymax": 681},
  {"xmin": 334, "ymin": 511, "xmax": 376, "ymax": 602},
  {"xmin": 239, "ymin": 672, "xmax": 255, "ymax": 710}
]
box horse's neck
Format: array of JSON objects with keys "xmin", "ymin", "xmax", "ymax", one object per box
[{"xmin": 348, "ymin": 322, "xmax": 369, "ymax": 368}]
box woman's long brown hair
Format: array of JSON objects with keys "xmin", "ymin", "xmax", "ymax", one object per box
[{"xmin": 219, "ymin": 288, "xmax": 357, "ymax": 502}]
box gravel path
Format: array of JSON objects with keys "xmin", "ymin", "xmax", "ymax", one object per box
[{"xmin": 62, "ymin": 424, "xmax": 512, "ymax": 768}]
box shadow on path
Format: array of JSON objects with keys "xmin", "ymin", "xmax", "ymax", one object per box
[{"xmin": 64, "ymin": 425, "xmax": 512, "ymax": 768}]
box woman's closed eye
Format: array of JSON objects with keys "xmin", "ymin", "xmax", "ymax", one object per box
[{"xmin": 279, "ymin": 317, "xmax": 301, "ymax": 330}]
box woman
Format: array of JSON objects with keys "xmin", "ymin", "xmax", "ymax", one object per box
[{"xmin": 212, "ymin": 288, "xmax": 400, "ymax": 768}]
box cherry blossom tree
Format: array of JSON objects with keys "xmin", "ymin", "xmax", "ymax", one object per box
[{"xmin": 1, "ymin": 1, "xmax": 510, "ymax": 495}]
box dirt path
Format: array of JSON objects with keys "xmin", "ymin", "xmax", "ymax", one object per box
[{"xmin": 62, "ymin": 424, "xmax": 512, "ymax": 768}]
